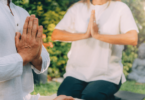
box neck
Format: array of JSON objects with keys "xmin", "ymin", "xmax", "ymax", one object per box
[
  {"xmin": 92, "ymin": 0, "xmax": 107, "ymax": 5},
  {"xmin": 7, "ymin": 0, "xmax": 10, "ymax": 7}
]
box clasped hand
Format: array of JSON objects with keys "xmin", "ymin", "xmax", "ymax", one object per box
[
  {"xmin": 15, "ymin": 15, "xmax": 43, "ymax": 65},
  {"xmin": 85, "ymin": 10, "xmax": 99, "ymax": 38}
]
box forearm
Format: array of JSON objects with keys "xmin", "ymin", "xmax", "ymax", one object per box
[
  {"xmin": 52, "ymin": 29, "xmax": 88, "ymax": 41},
  {"xmin": 31, "ymin": 45, "xmax": 50, "ymax": 74},
  {"xmin": 93, "ymin": 32, "xmax": 138, "ymax": 46}
]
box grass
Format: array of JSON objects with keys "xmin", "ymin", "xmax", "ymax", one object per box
[
  {"xmin": 31, "ymin": 82, "xmax": 60, "ymax": 96},
  {"xmin": 120, "ymin": 81, "xmax": 145, "ymax": 94},
  {"xmin": 31, "ymin": 81, "xmax": 145, "ymax": 96}
]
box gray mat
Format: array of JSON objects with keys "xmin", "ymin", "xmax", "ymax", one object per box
[{"xmin": 115, "ymin": 91, "xmax": 145, "ymax": 100}]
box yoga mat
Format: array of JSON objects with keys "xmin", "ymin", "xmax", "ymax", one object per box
[{"xmin": 115, "ymin": 91, "xmax": 145, "ymax": 100}]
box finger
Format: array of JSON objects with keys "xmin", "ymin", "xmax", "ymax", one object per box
[
  {"xmin": 88, "ymin": 10, "xmax": 94, "ymax": 30},
  {"xmin": 15, "ymin": 32, "xmax": 21, "ymax": 46},
  {"xmin": 23, "ymin": 17, "xmax": 30, "ymax": 36},
  {"xmin": 93, "ymin": 10, "xmax": 96, "ymax": 23},
  {"xmin": 27, "ymin": 15, "xmax": 35, "ymax": 36},
  {"xmin": 32, "ymin": 18, "xmax": 39, "ymax": 38},
  {"xmin": 90, "ymin": 10, "xmax": 94, "ymax": 29},
  {"xmin": 36, "ymin": 26, "xmax": 43, "ymax": 40},
  {"xmin": 31, "ymin": 14, "xmax": 35, "ymax": 18}
]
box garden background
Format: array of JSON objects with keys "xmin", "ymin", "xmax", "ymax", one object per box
[{"xmin": 13, "ymin": 0, "xmax": 145, "ymax": 96}]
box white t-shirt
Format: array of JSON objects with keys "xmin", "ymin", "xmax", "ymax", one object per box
[
  {"xmin": 0, "ymin": 0, "xmax": 50, "ymax": 100},
  {"xmin": 55, "ymin": 1, "xmax": 139, "ymax": 84}
]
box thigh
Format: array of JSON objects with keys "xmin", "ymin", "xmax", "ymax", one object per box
[
  {"xmin": 57, "ymin": 76, "xmax": 87, "ymax": 99},
  {"xmin": 81, "ymin": 80, "xmax": 121, "ymax": 100}
]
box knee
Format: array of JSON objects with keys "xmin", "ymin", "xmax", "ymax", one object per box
[
  {"xmin": 57, "ymin": 85, "xmax": 78, "ymax": 97},
  {"xmin": 57, "ymin": 87, "xmax": 71, "ymax": 96},
  {"xmin": 81, "ymin": 92, "xmax": 107, "ymax": 100}
]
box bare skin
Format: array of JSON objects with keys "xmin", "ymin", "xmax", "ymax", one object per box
[
  {"xmin": 52, "ymin": 0, "xmax": 138, "ymax": 46},
  {"xmin": 90, "ymin": 10, "xmax": 138, "ymax": 46},
  {"xmin": 15, "ymin": 16, "xmax": 43, "ymax": 67}
]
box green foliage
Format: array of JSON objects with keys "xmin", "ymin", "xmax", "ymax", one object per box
[
  {"xmin": 12, "ymin": 0, "xmax": 145, "ymax": 78},
  {"xmin": 120, "ymin": 81, "xmax": 145, "ymax": 94},
  {"xmin": 122, "ymin": 46, "xmax": 138, "ymax": 76}
]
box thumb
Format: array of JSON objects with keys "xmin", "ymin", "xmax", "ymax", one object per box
[{"xmin": 15, "ymin": 32, "xmax": 21, "ymax": 46}]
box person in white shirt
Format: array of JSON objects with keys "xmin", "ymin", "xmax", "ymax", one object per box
[
  {"xmin": 52, "ymin": 0, "xmax": 139, "ymax": 100},
  {"xmin": 0, "ymin": 0, "xmax": 74, "ymax": 100}
]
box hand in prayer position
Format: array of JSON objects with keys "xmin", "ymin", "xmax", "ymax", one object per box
[
  {"xmin": 85, "ymin": 10, "xmax": 99, "ymax": 38},
  {"xmin": 90, "ymin": 10, "xmax": 99, "ymax": 37},
  {"xmin": 15, "ymin": 15, "xmax": 43, "ymax": 66}
]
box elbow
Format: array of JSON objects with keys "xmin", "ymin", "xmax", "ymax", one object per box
[
  {"xmin": 128, "ymin": 31, "xmax": 138, "ymax": 46},
  {"xmin": 131, "ymin": 37, "xmax": 138, "ymax": 46},
  {"xmin": 132, "ymin": 41, "xmax": 138, "ymax": 46},
  {"xmin": 51, "ymin": 29, "xmax": 58, "ymax": 41},
  {"xmin": 51, "ymin": 34, "xmax": 56, "ymax": 41}
]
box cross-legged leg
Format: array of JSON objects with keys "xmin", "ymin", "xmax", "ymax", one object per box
[
  {"xmin": 57, "ymin": 76, "xmax": 87, "ymax": 99},
  {"xmin": 81, "ymin": 80, "xmax": 121, "ymax": 100}
]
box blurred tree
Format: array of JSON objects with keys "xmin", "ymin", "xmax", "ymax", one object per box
[{"xmin": 12, "ymin": 0, "xmax": 145, "ymax": 78}]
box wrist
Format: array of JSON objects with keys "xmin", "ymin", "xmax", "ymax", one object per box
[
  {"xmin": 32, "ymin": 56, "xmax": 42, "ymax": 63},
  {"xmin": 93, "ymin": 33, "xmax": 100, "ymax": 39},
  {"xmin": 84, "ymin": 33, "xmax": 90, "ymax": 39},
  {"xmin": 19, "ymin": 53, "xmax": 30, "ymax": 65}
]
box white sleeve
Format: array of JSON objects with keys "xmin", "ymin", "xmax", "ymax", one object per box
[
  {"xmin": 55, "ymin": 6, "xmax": 75, "ymax": 33},
  {"xmin": 0, "ymin": 53, "xmax": 23, "ymax": 82},
  {"xmin": 32, "ymin": 45, "xmax": 50, "ymax": 74},
  {"xmin": 120, "ymin": 5, "xmax": 139, "ymax": 34}
]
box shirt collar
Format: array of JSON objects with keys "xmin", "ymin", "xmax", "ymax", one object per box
[
  {"xmin": 0, "ymin": 0, "xmax": 12, "ymax": 5},
  {"xmin": 90, "ymin": 1, "xmax": 109, "ymax": 8}
]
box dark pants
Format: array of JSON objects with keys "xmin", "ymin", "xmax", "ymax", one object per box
[{"xmin": 57, "ymin": 76, "xmax": 121, "ymax": 100}]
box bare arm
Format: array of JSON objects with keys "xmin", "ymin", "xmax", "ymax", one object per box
[
  {"xmin": 91, "ymin": 10, "xmax": 138, "ymax": 46},
  {"xmin": 52, "ymin": 15, "xmax": 92, "ymax": 42},
  {"xmin": 93, "ymin": 30, "xmax": 138, "ymax": 46},
  {"xmin": 51, "ymin": 29, "xmax": 89, "ymax": 41}
]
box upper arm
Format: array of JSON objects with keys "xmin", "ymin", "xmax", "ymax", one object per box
[
  {"xmin": 55, "ymin": 4, "xmax": 77, "ymax": 33},
  {"xmin": 120, "ymin": 5, "xmax": 139, "ymax": 34},
  {"xmin": 125, "ymin": 30, "xmax": 138, "ymax": 37}
]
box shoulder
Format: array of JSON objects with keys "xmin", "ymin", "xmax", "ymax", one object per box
[
  {"xmin": 111, "ymin": 1, "xmax": 130, "ymax": 10},
  {"xmin": 13, "ymin": 4, "xmax": 30, "ymax": 16},
  {"xmin": 109, "ymin": 1, "xmax": 132, "ymax": 14}
]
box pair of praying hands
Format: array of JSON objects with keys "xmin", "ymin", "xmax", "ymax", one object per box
[
  {"xmin": 15, "ymin": 15, "xmax": 43, "ymax": 66},
  {"xmin": 85, "ymin": 10, "xmax": 99, "ymax": 38}
]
